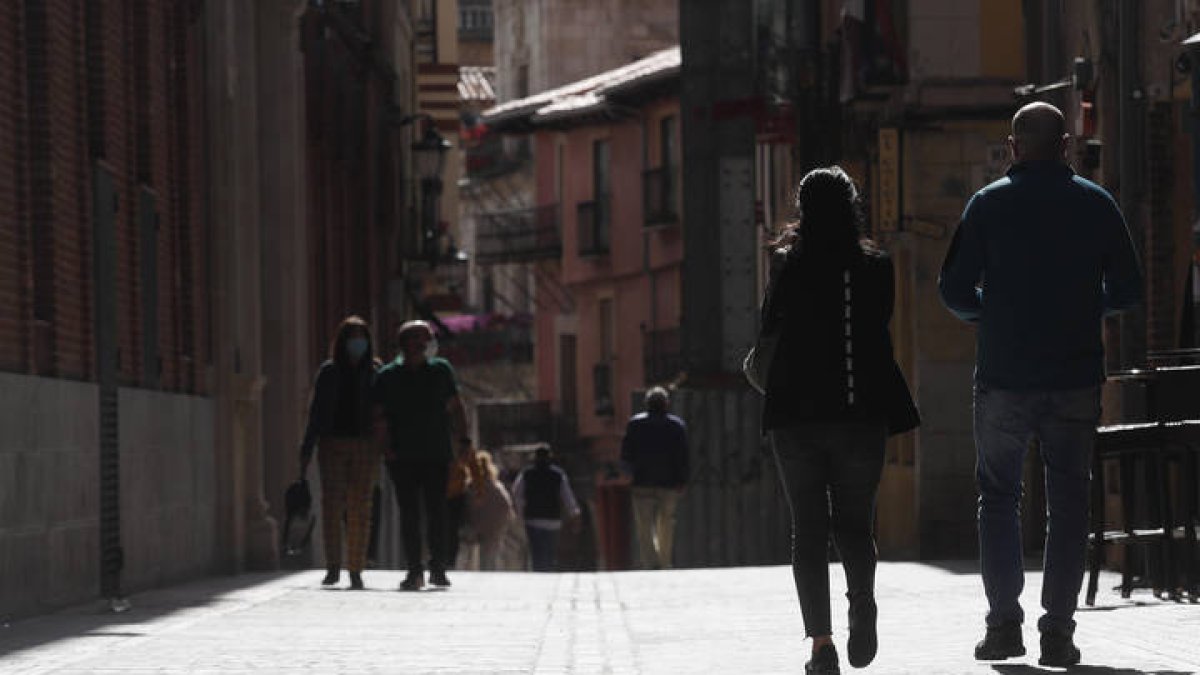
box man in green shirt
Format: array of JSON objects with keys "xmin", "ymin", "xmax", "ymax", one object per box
[{"xmin": 375, "ymin": 320, "xmax": 473, "ymax": 590}]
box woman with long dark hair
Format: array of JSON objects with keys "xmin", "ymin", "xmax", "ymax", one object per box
[
  {"xmin": 300, "ymin": 316, "xmax": 381, "ymax": 590},
  {"xmin": 760, "ymin": 167, "xmax": 919, "ymax": 674}
]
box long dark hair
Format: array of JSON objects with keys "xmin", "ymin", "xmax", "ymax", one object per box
[
  {"xmin": 328, "ymin": 315, "xmax": 376, "ymax": 370},
  {"xmin": 773, "ymin": 166, "xmax": 874, "ymax": 261}
]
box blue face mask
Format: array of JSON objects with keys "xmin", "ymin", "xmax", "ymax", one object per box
[{"xmin": 346, "ymin": 337, "xmax": 369, "ymax": 362}]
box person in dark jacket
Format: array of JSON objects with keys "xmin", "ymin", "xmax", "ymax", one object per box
[
  {"xmin": 621, "ymin": 386, "xmax": 688, "ymax": 570},
  {"xmin": 939, "ymin": 102, "xmax": 1142, "ymax": 667},
  {"xmin": 375, "ymin": 320, "xmax": 474, "ymax": 591},
  {"xmin": 760, "ymin": 166, "xmax": 919, "ymax": 675},
  {"xmin": 300, "ymin": 315, "xmax": 381, "ymax": 590},
  {"xmin": 512, "ymin": 445, "xmax": 580, "ymax": 572}
]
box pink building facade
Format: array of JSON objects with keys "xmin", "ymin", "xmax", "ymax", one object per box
[{"xmin": 484, "ymin": 47, "xmax": 683, "ymax": 464}]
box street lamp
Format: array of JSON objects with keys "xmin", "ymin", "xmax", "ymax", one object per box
[{"xmin": 412, "ymin": 125, "xmax": 452, "ymax": 262}]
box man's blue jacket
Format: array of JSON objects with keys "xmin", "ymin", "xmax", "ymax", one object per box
[{"xmin": 938, "ymin": 161, "xmax": 1143, "ymax": 390}]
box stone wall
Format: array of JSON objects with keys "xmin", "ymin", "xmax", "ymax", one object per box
[
  {"xmin": 0, "ymin": 373, "xmax": 216, "ymax": 619},
  {"xmin": 118, "ymin": 388, "xmax": 216, "ymax": 594}
]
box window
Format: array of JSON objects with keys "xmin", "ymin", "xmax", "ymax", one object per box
[
  {"xmin": 517, "ymin": 64, "xmax": 529, "ymax": 99},
  {"xmin": 599, "ymin": 298, "xmax": 614, "ymax": 360},
  {"xmin": 593, "ymin": 138, "xmax": 610, "ymax": 228},
  {"xmin": 660, "ymin": 115, "xmax": 677, "ymax": 168}
]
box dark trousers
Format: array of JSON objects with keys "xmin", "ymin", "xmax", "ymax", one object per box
[
  {"xmin": 771, "ymin": 423, "xmax": 886, "ymax": 638},
  {"xmin": 525, "ymin": 524, "xmax": 560, "ymax": 572},
  {"xmin": 386, "ymin": 459, "xmax": 450, "ymax": 575},
  {"xmin": 974, "ymin": 384, "xmax": 1100, "ymax": 634}
]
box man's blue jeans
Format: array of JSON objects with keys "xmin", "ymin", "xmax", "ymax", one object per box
[
  {"xmin": 974, "ymin": 383, "xmax": 1100, "ymax": 634},
  {"xmin": 525, "ymin": 524, "xmax": 559, "ymax": 572}
]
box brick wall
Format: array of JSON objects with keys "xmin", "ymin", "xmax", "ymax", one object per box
[
  {"xmin": 0, "ymin": 2, "xmax": 27, "ymax": 372},
  {"xmin": 0, "ymin": 0, "xmax": 208, "ymax": 394}
]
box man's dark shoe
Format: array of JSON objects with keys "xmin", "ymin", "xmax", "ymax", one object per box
[
  {"xmin": 974, "ymin": 622, "xmax": 1025, "ymax": 660},
  {"xmin": 1039, "ymin": 630, "xmax": 1081, "ymax": 667},
  {"xmin": 399, "ymin": 571, "xmax": 424, "ymax": 591},
  {"xmin": 429, "ymin": 570, "xmax": 452, "ymax": 587},
  {"xmin": 805, "ymin": 643, "xmax": 841, "ymax": 675},
  {"xmin": 348, "ymin": 572, "xmax": 364, "ymax": 590},
  {"xmin": 320, "ymin": 567, "xmax": 340, "ymax": 586},
  {"xmin": 846, "ymin": 593, "xmax": 878, "ymax": 668}
]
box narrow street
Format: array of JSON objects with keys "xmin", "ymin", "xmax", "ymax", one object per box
[{"xmin": 1, "ymin": 564, "xmax": 1196, "ymax": 674}]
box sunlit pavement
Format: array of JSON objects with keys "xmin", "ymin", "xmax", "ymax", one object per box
[{"xmin": 1, "ymin": 563, "xmax": 1197, "ymax": 674}]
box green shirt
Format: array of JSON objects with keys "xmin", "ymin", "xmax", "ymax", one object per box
[{"xmin": 374, "ymin": 356, "xmax": 459, "ymax": 462}]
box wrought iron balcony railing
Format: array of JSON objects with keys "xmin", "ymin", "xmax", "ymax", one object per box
[
  {"xmin": 577, "ymin": 195, "xmax": 611, "ymax": 257},
  {"xmin": 642, "ymin": 167, "xmax": 679, "ymax": 227},
  {"xmin": 475, "ymin": 204, "xmax": 562, "ymax": 264}
]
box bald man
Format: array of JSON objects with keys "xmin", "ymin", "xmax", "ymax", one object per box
[{"xmin": 939, "ymin": 102, "xmax": 1142, "ymax": 667}]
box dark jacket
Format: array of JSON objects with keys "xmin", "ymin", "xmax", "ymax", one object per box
[
  {"xmin": 762, "ymin": 247, "xmax": 919, "ymax": 435},
  {"xmin": 620, "ymin": 412, "xmax": 689, "ymax": 488},
  {"xmin": 300, "ymin": 360, "xmax": 378, "ymax": 459},
  {"xmin": 939, "ymin": 161, "xmax": 1142, "ymax": 390},
  {"xmin": 521, "ymin": 463, "xmax": 565, "ymax": 520}
]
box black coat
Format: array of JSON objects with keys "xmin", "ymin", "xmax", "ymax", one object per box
[{"xmin": 762, "ymin": 247, "xmax": 919, "ymax": 435}]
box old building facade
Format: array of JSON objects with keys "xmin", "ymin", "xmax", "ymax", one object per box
[{"xmin": 1, "ymin": 0, "xmax": 424, "ymax": 616}]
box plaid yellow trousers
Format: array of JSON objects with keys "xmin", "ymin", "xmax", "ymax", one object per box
[{"xmin": 318, "ymin": 437, "xmax": 379, "ymax": 573}]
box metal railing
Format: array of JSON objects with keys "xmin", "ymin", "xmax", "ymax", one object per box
[
  {"xmin": 642, "ymin": 167, "xmax": 679, "ymax": 227},
  {"xmin": 475, "ymin": 204, "xmax": 561, "ymax": 264},
  {"xmin": 577, "ymin": 195, "xmax": 611, "ymax": 257}
]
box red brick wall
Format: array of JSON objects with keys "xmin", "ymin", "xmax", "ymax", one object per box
[
  {"xmin": 0, "ymin": 2, "xmax": 28, "ymax": 372},
  {"xmin": 1, "ymin": 0, "xmax": 209, "ymax": 394}
]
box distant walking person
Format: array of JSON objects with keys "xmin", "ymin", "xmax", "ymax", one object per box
[
  {"xmin": 375, "ymin": 320, "xmax": 474, "ymax": 590},
  {"xmin": 300, "ymin": 316, "xmax": 381, "ymax": 591},
  {"xmin": 621, "ymin": 386, "xmax": 689, "ymax": 570},
  {"xmin": 940, "ymin": 102, "xmax": 1142, "ymax": 667},
  {"xmin": 759, "ymin": 167, "xmax": 919, "ymax": 674},
  {"xmin": 467, "ymin": 450, "xmax": 515, "ymax": 570},
  {"xmin": 512, "ymin": 445, "xmax": 581, "ymax": 572}
]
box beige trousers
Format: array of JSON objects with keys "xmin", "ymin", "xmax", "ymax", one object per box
[{"xmin": 632, "ymin": 487, "xmax": 680, "ymax": 569}]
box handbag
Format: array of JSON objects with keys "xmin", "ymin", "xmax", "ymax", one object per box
[
  {"xmin": 281, "ymin": 478, "xmax": 316, "ymax": 556},
  {"xmin": 742, "ymin": 331, "xmax": 779, "ymax": 395},
  {"xmin": 743, "ymin": 248, "xmax": 790, "ymax": 395}
]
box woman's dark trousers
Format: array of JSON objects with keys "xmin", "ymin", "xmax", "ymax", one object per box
[
  {"xmin": 771, "ymin": 423, "xmax": 886, "ymax": 638},
  {"xmin": 386, "ymin": 459, "xmax": 450, "ymax": 575}
]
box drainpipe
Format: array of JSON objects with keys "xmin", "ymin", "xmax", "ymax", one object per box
[
  {"xmin": 1183, "ymin": 31, "xmax": 1200, "ymax": 346},
  {"xmin": 1118, "ymin": 0, "xmax": 1146, "ymax": 367},
  {"xmin": 641, "ymin": 112, "xmax": 658, "ymax": 379}
]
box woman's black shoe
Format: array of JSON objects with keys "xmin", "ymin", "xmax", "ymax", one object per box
[
  {"xmin": 805, "ymin": 644, "xmax": 841, "ymax": 675},
  {"xmin": 348, "ymin": 572, "xmax": 364, "ymax": 590},
  {"xmin": 846, "ymin": 593, "xmax": 878, "ymax": 668},
  {"xmin": 321, "ymin": 567, "xmax": 340, "ymax": 586}
]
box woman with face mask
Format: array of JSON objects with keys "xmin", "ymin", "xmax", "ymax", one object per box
[{"xmin": 300, "ymin": 315, "xmax": 381, "ymax": 590}]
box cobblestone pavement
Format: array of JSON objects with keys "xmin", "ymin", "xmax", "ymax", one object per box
[{"xmin": 1, "ymin": 563, "xmax": 1197, "ymax": 674}]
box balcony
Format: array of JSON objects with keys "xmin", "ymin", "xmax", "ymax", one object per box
[
  {"xmin": 593, "ymin": 362, "xmax": 614, "ymax": 416},
  {"xmin": 642, "ymin": 167, "xmax": 679, "ymax": 227},
  {"xmin": 643, "ymin": 327, "xmax": 682, "ymax": 385},
  {"xmin": 475, "ymin": 204, "xmax": 561, "ymax": 264},
  {"xmin": 465, "ymin": 136, "xmax": 529, "ymax": 180},
  {"xmin": 577, "ymin": 195, "xmax": 611, "ymax": 257}
]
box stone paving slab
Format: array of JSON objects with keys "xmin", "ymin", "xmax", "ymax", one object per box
[{"xmin": 0, "ymin": 563, "xmax": 1197, "ymax": 674}]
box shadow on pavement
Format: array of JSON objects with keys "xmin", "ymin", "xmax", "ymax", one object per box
[
  {"xmin": 0, "ymin": 572, "xmax": 298, "ymax": 664},
  {"xmin": 994, "ymin": 665, "xmax": 1195, "ymax": 675}
]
